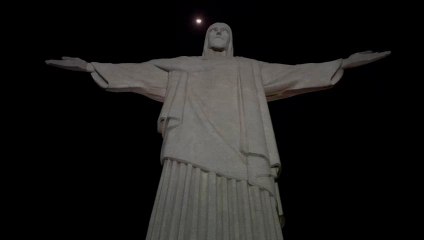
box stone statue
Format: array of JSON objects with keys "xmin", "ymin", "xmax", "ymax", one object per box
[{"xmin": 46, "ymin": 22, "xmax": 390, "ymax": 240}]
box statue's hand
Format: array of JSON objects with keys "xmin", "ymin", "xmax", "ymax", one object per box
[
  {"xmin": 45, "ymin": 57, "xmax": 94, "ymax": 72},
  {"xmin": 342, "ymin": 51, "xmax": 391, "ymax": 69}
]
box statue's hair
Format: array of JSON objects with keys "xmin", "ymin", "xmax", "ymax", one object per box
[{"xmin": 203, "ymin": 22, "xmax": 234, "ymax": 57}]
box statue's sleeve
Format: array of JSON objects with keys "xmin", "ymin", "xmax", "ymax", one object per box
[
  {"xmin": 260, "ymin": 59, "xmax": 344, "ymax": 101},
  {"xmin": 90, "ymin": 62, "xmax": 168, "ymax": 102}
]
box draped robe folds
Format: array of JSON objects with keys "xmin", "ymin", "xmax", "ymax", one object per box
[{"xmin": 90, "ymin": 56, "xmax": 343, "ymax": 196}]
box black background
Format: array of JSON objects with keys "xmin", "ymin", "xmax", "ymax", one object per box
[{"xmin": 7, "ymin": 1, "xmax": 417, "ymax": 239}]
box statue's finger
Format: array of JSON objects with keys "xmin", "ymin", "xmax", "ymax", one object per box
[
  {"xmin": 373, "ymin": 51, "xmax": 390, "ymax": 57},
  {"xmin": 45, "ymin": 59, "xmax": 62, "ymax": 65},
  {"xmin": 376, "ymin": 51, "xmax": 391, "ymax": 58},
  {"xmin": 382, "ymin": 50, "xmax": 391, "ymax": 56},
  {"xmin": 368, "ymin": 52, "xmax": 389, "ymax": 62},
  {"xmin": 46, "ymin": 59, "xmax": 76, "ymax": 68},
  {"xmin": 62, "ymin": 56, "xmax": 76, "ymax": 60}
]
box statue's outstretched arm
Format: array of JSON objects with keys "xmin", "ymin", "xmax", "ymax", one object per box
[
  {"xmin": 46, "ymin": 56, "xmax": 170, "ymax": 102},
  {"xmin": 45, "ymin": 57, "xmax": 94, "ymax": 72},
  {"xmin": 341, "ymin": 51, "xmax": 391, "ymax": 69},
  {"xmin": 261, "ymin": 50, "xmax": 390, "ymax": 101}
]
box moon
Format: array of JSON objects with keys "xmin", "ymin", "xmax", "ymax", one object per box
[{"xmin": 195, "ymin": 18, "xmax": 202, "ymax": 24}]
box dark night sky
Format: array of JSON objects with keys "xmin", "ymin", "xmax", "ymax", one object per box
[{"xmin": 10, "ymin": 1, "xmax": 416, "ymax": 239}]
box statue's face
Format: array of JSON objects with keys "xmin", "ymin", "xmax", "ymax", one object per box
[{"xmin": 208, "ymin": 25, "xmax": 230, "ymax": 51}]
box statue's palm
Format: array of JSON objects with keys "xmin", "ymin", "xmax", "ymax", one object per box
[
  {"xmin": 343, "ymin": 51, "xmax": 391, "ymax": 69},
  {"xmin": 45, "ymin": 57, "xmax": 92, "ymax": 72}
]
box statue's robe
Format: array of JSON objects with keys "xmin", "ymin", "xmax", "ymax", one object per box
[{"xmin": 91, "ymin": 56, "xmax": 343, "ymax": 240}]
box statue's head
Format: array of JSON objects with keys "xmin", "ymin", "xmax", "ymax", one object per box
[{"xmin": 203, "ymin": 22, "xmax": 233, "ymax": 57}]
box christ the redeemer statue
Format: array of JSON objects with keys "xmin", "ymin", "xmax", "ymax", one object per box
[{"xmin": 46, "ymin": 22, "xmax": 390, "ymax": 240}]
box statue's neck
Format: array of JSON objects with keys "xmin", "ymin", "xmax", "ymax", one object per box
[{"xmin": 203, "ymin": 48, "xmax": 231, "ymax": 59}]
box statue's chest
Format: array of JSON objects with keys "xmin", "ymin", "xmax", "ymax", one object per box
[{"xmin": 189, "ymin": 62, "xmax": 239, "ymax": 90}]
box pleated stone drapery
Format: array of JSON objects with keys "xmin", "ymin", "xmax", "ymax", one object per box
[{"xmin": 146, "ymin": 159, "xmax": 284, "ymax": 240}]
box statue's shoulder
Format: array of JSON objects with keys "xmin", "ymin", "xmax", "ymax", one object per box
[
  {"xmin": 235, "ymin": 56, "xmax": 260, "ymax": 63},
  {"xmin": 148, "ymin": 56, "xmax": 200, "ymax": 65},
  {"xmin": 176, "ymin": 56, "xmax": 203, "ymax": 63},
  {"xmin": 176, "ymin": 56, "xmax": 199, "ymax": 60},
  {"xmin": 235, "ymin": 57, "xmax": 266, "ymax": 68}
]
